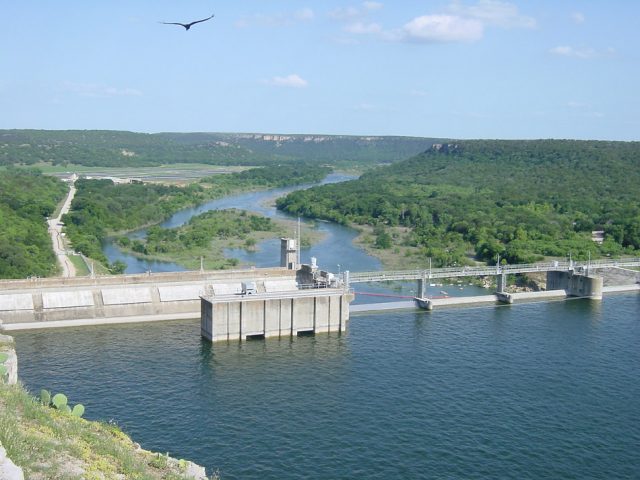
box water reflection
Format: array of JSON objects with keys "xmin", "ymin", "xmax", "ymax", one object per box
[{"xmin": 199, "ymin": 331, "xmax": 351, "ymax": 375}]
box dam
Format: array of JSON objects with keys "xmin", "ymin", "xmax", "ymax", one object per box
[
  {"xmin": 0, "ymin": 267, "xmax": 298, "ymax": 330},
  {"xmin": 0, "ymin": 238, "xmax": 638, "ymax": 338},
  {"xmin": 0, "ymin": 239, "xmax": 355, "ymax": 340}
]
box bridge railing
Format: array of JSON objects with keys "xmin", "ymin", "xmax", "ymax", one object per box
[{"xmin": 347, "ymin": 257, "xmax": 640, "ymax": 284}]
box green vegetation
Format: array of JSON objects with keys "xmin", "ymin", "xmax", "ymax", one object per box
[
  {"xmin": 277, "ymin": 140, "xmax": 640, "ymax": 267},
  {"xmin": 0, "ymin": 382, "xmax": 207, "ymax": 479},
  {"xmin": 38, "ymin": 389, "xmax": 85, "ymax": 417},
  {"xmin": 1, "ymin": 129, "xmax": 437, "ymax": 168},
  {"xmin": 119, "ymin": 209, "xmax": 277, "ymax": 270},
  {"xmin": 0, "ymin": 353, "xmax": 8, "ymax": 383},
  {"xmin": 0, "ymin": 168, "xmax": 67, "ymax": 278},
  {"xmin": 62, "ymin": 179, "xmax": 207, "ymax": 267},
  {"xmin": 69, "ymin": 254, "xmax": 91, "ymax": 276},
  {"xmin": 64, "ymin": 164, "xmax": 331, "ymax": 269}
]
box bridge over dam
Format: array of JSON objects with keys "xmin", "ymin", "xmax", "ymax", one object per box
[
  {"xmin": 347, "ymin": 257, "xmax": 640, "ymax": 305},
  {"xmin": 0, "ymin": 241, "xmax": 638, "ymax": 340}
]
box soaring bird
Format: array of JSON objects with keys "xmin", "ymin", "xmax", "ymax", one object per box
[{"xmin": 160, "ymin": 13, "xmax": 215, "ymax": 30}]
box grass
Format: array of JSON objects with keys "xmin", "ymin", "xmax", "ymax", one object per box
[
  {"xmin": 69, "ymin": 254, "xmax": 90, "ymax": 277},
  {"xmin": 117, "ymin": 215, "xmax": 326, "ymax": 271},
  {"xmin": 352, "ymin": 225, "xmax": 425, "ymax": 271},
  {"xmin": 0, "ymin": 382, "xmax": 210, "ymax": 479},
  {"xmin": 28, "ymin": 162, "xmax": 248, "ymax": 184}
]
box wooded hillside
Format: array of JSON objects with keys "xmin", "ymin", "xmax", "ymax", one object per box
[
  {"xmin": 277, "ymin": 140, "xmax": 640, "ymax": 266},
  {"xmin": 0, "ymin": 130, "xmax": 437, "ymax": 168},
  {"xmin": 0, "ymin": 169, "xmax": 67, "ymax": 278}
]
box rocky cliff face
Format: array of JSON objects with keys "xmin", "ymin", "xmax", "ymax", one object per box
[
  {"xmin": 0, "ymin": 334, "xmax": 23, "ymax": 479},
  {"xmin": 0, "ymin": 334, "xmax": 17, "ymax": 386}
]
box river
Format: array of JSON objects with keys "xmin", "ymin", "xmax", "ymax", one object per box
[
  {"xmin": 102, "ymin": 173, "xmax": 383, "ymax": 276},
  {"xmin": 12, "ymin": 177, "xmax": 640, "ymax": 479}
]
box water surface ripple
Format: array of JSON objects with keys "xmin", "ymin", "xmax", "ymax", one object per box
[{"xmin": 14, "ymin": 294, "xmax": 640, "ymax": 479}]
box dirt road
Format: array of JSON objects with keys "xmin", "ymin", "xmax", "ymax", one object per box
[{"xmin": 48, "ymin": 179, "xmax": 77, "ymax": 277}]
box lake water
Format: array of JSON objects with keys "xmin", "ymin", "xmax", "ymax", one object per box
[
  {"xmin": 13, "ymin": 175, "xmax": 640, "ymax": 479},
  {"xmin": 13, "ymin": 294, "xmax": 640, "ymax": 479}
]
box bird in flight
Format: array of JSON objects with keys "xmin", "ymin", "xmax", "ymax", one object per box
[{"xmin": 160, "ymin": 13, "xmax": 215, "ymax": 30}]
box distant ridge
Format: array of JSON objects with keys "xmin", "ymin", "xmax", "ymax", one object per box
[{"xmin": 0, "ymin": 129, "xmax": 440, "ymax": 168}]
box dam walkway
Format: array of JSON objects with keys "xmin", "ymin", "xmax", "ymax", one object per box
[{"xmin": 346, "ymin": 257, "xmax": 640, "ymax": 283}]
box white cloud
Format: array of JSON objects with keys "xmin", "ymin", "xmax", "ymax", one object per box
[
  {"xmin": 236, "ymin": 8, "xmax": 314, "ymax": 28},
  {"xmin": 363, "ymin": 1, "xmax": 383, "ymax": 10},
  {"xmin": 409, "ymin": 89, "xmax": 428, "ymax": 97},
  {"xmin": 330, "ymin": 2, "xmax": 382, "ymax": 20},
  {"xmin": 345, "ymin": 21, "xmax": 382, "ymax": 34},
  {"xmin": 353, "ymin": 102, "xmax": 377, "ymax": 111},
  {"xmin": 448, "ymin": 0, "xmax": 536, "ymax": 29},
  {"xmin": 64, "ymin": 82, "xmax": 142, "ymax": 97},
  {"xmin": 265, "ymin": 74, "xmax": 308, "ymax": 88},
  {"xmin": 295, "ymin": 8, "xmax": 315, "ymax": 21},
  {"xmin": 329, "ymin": 6, "xmax": 361, "ymax": 20},
  {"xmin": 333, "ymin": 0, "xmax": 533, "ymax": 44},
  {"xmin": 571, "ymin": 12, "xmax": 585, "ymax": 24},
  {"xmin": 566, "ymin": 101, "xmax": 588, "ymax": 109},
  {"xmin": 402, "ymin": 15, "xmax": 484, "ymax": 43},
  {"xmin": 550, "ymin": 45, "xmax": 615, "ymax": 59}
]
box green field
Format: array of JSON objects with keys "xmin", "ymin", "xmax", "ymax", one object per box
[{"xmin": 26, "ymin": 162, "xmax": 249, "ymax": 183}]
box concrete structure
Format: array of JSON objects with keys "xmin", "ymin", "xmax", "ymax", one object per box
[
  {"xmin": 348, "ymin": 258, "xmax": 639, "ymax": 306},
  {"xmin": 280, "ymin": 238, "xmax": 298, "ymax": 270},
  {"xmin": 0, "ymin": 251, "xmax": 636, "ymax": 331},
  {"xmin": 350, "ymin": 257, "xmax": 639, "ymax": 284},
  {"xmin": 496, "ymin": 272, "xmax": 507, "ymax": 293},
  {"xmin": 201, "ymin": 289, "xmax": 353, "ymax": 342},
  {"xmin": 546, "ymin": 270, "xmax": 604, "ymax": 300},
  {"xmin": 0, "ymin": 268, "xmax": 296, "ymax": 330}
]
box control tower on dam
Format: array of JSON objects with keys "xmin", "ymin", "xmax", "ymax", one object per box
[{"xmin": 200, "ymin": 288, "xmax": 352, "ymax": 342}]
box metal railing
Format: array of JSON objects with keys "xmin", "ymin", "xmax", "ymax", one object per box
[{"xmin": 347, "ymin": 257, "xmax": 640, "ymax": 284}]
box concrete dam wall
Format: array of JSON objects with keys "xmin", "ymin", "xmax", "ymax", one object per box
[{"xmin": 0, "ymin": 268, "xmax": 296, "ymax": 329}]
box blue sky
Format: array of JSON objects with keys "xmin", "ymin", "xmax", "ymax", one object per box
[{"xmin": 2, "ymin": 1, "xmax": 638, "ymax": 140}]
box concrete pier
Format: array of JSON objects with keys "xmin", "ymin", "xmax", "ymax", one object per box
[
  {"xmin": 201, "ymin": 289, "xmax": 353, "ymax": 342},
  {"xmin": 546, "ymin": 270, "xmax": 604, "ymax": 300}
]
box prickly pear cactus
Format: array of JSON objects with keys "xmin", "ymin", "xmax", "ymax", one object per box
[
  {"xmin": 40, "ymin": 389, "xmax": 51, "ymax": 406},
  {"xmin": 51, "ymin": 393, "xmax": 68, "ymax": 409},
  {"xmin": 71, "ymin": 404, "xmax": 85, "ymax": 418}
]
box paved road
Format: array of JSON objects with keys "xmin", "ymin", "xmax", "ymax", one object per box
[{"xmin": 48, "ymin": 179, "xmax": 77, "ymax": 277}]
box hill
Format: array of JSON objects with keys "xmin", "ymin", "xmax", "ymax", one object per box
[
  {"xmin": 276, "ymin": 140, "xmax": 640, "ymax": 266},
  {"xmin": 0, "ymin": 169, "xmax": 67, "ymax": 278},
  {"xmin": 0, "ymin": 130, "xmax": 438, "ymax": 168}
]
